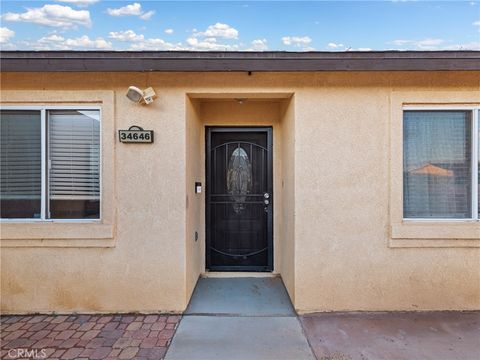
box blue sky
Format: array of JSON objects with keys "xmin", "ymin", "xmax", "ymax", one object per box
[{"xmin": 0, "ymin": 1, "xmax": 479, "ymax": 51}]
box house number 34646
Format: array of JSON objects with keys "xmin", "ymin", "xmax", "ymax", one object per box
[{"xmin": 118, "ymin": 126, "xmax": 154, "ymax": 143}]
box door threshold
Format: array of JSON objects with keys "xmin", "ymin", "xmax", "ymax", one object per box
[{"xmin": 202, "ymin": 272, "xmax": 279, "ymax": 278}]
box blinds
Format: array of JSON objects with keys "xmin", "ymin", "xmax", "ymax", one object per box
[
  {"xmin": 403, "ymin": 111, "xmax": 472, "ymax": 218},
  {"xmin": 49, "ymin": 110, "xmax": 100, "ymax": 200},
  {"xmin": 0, "ymin": 111, "xmax": 41, "ymax": 200}
]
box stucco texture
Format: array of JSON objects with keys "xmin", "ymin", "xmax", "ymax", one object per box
[{"xmin": 1, "ymin": 71, "xmax": 479, "ymax": 314}]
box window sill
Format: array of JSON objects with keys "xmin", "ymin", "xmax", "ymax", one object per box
[
  {"xmin": 390, "ymin": 222, "xmax": 480, "ymax": 248},
  {"xmin": 0, "ymin": 222, "xmax": 115, "ymax": 248}
]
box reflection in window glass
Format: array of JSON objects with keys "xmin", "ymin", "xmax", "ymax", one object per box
[
  {"xmin": 0, "ymin": 111, "xmax": 42, "ymax": 218},
  {"xmin": 48, "ymin": 110, "xmax": 100, "ymax": 219},
  {"xmin": 403, "ymin": 111, "xmax": 472, "ymax": 219}
]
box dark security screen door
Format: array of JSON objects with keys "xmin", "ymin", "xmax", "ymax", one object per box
[{"xmin": 206, "ymin": 127, "xmax": 273, "ymax": 271}]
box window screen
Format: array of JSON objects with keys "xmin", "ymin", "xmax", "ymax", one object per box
[
  {"xmin": 403, "ymin": 111, "xmax": 472, "ymax": 219},
  {"xmin": 0, "ymin": 111, "xmax": 42, "ymax": 218},
  {"xmin": 48, "ymin": 110, "xmax": 100, "ymax": 219}
]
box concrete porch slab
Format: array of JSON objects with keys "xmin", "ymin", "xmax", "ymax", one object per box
[
  {"xmin": 185, "ymin": 277, "xmax": 295, "ymax": 316},
  {"xmin": 165, "ymin": 316, "xmax": 315, "ymax": 360},
  {"xmin": 300, "ymin": 311, "xmax": 480, "ymax": 360}
]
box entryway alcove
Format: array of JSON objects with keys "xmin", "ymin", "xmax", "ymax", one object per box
[{"xmin": 185, "ymin": 93, "xmax": 296, "ymax": 309}]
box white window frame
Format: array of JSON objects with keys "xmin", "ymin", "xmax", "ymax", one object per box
[
  {"xmin": 402, "ymin": 105, "xmax": 479, "ymax": 222},
  {"xmin": 0, "ymin": 105, "xmax": 102, "ymax": 223}
]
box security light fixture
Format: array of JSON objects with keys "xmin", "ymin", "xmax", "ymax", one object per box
[{"xmin": 126, "ymin": 86, "xmax": 157, "ymax": 105}]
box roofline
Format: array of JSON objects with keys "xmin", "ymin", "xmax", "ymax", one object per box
[{"xmin": 1, "ymin": 50, "xmax": 479, "ymax": 72}]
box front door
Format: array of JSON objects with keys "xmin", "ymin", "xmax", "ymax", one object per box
[{"xmin": 206, "ymin": 127, "xmax": 273, "ymax": 271}]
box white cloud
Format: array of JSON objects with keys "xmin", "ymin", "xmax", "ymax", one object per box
[
  {"xmin": 109, "ymin": 30, "xmax": 144, "ymax": 42},
  {"xmin": 390, "ymin": 38, "xmax": 479, "ymax": 50},
  {"xmin": 107, "ymin": 3, "xmax": 141, "ymax": 16},
  {"xmin": 106, "ymin": 30, "xmax": 182, "ymax": 50},
  {"xmin": 344, "ymin": 47, "xmax": 372, "ymax": 52},
  {"xmin": 107, "ymin": 29, "xmax": 183, "ymax": 50},
  {"xmin": 2, "ymin": 4, "xmax": 91, "ymax": 28},
  {"xmin": 54, "ymin": 0, "xmax": 98, "ymax": 7},
  {"xmin": 107, "ymin": 3, "xmax": 154, "ymax": 20},
  {"xmin": 66, "ymin": 36, "xmax": 111, "ymax": 49},
  {"xmin": 416, "ymin": 39, "xmax": 444, "ymax": 47},
  {"xmin": 443, "ymin": 42, "xmax": 480, "ymax": 50},
  {"xmin": 40, "ymin": 34, "xmax": 64, "ymax": 42},
  {"xmin": 250, "ymin": 38, "xmax": 268, "ymax": 51},
  {"xmin": 391, "ymin": 39, "xmax": 410, "ymax": 46},
  {"xmin": 164, "ymin": 28, "xmax": 174, "ymax": 34},
  {"xmin": 129, "ymin": 38, "xmax": 183, "ymax": 51},
  {"xmin": 185, "ymin": 23, "xmax": 239, "ymax": 50},
  {"xmin": 140, "ymin": 11, "xmax": 155, "ymax": 20},
  {"xmin": 35, "ymin": 34, "xmax": 111, "ymax": 49},
  {"xmin": 282, "ymin": 36, "xmax": 311, "ymax": 46},
  {"xmin": 326, "ymin": 42, "xmax": 371, "ymax": 52},
  {"xmin": 327, "ymin": 42, "xmax": 344, "ymax": 49},
  {"xmin": 36, "ymin": 34, "xmax": 66, "ymax": 49},
  {"xmin": 0, "ymin": 27, "xmax": 15, "ymax": 44},
  {"xmin": 194, "ymin": 23, "xmax": 238, "ymax": 39},
  {"xmin": 109, "ymin": 31, "xmax": 220, "ymax": 51},
  {"xmin": 0, "ymin": 42, "xmax": 15, "ymax": 50},
  {"xmin": 391, "ymin": 38, "xmax": 444, "ymax": 50},
  {"xmin": 474, "ymin": 20, "xmax": 480, "ymax": 29},
  {"xmin": 186, "ymin": 37, "xmax": 239, "ymax": 50}
]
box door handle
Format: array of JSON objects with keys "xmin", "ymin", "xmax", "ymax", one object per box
[{"xmin": 264, "ymin": 193, "xmax": 270, "ymax": 212}]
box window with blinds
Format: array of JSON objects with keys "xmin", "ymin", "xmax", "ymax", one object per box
[
  {"xmin": 48, "ymin": 110, "xmax": 100, "ymax": 219},
  {"xmin": 0, "ymin": 108, "xmax": 100, "ymax": 220},
  {"xmin": 0, "ymin": 111, "xmax": 42, "ymax": 218},
  {"xmin": 403, "ymin": 111, "xmax": 472, "ymax": 219}
]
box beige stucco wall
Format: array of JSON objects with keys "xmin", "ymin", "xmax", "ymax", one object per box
[
  {"xmin": 1, "ymin": 71, "xmax": 479, "ymax": 314},
  {"xmin": 185, "ymin": 97, "xmax": 203, "ymax": 301},
  {"xmin": 1, "ymin": 85, "xmax": 189, "ymax": 313},
  {"xmin": 279, "ymin": 98, "xmax": 296, "ymax": 301}
]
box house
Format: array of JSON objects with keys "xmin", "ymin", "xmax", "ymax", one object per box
[{"xmin": 1, "ymin": 51, "xmax": 479, "ymax": 314}]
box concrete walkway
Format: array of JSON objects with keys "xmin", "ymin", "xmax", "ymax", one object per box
[
  {"xmin": 165, "ymin": 277, "xmax": 315, "ymax": 360},
  {"xmin": 166, "ymin": 277, "xmax": 480, "ymax": 360},
  {"xmin": 2, "ymin": 281, "xmax": 478, "ymax": 360},
  {"xmin": 185, "ymin": 277, "xmax": 295, "ymax": 317}
]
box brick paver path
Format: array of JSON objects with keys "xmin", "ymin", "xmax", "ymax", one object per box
[{"xmin": 0, "ymin": 314, "xmax": 181, "ymax": 360}]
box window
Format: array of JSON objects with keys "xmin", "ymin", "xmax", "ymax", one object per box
[
  {"xmin": 1, "ymin": 111, "xmax": 42, "ymax": 218},
  {"xmin": 0, "ymin": 108, "xmax": 100, "ymax": 220},
  {"xmin": 403, "ymin": 108, "xmax": 479, "ymax": 220}
]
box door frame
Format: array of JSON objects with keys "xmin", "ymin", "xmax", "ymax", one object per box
[{"xmin": 205, "ymin": 126, "xmax": 274, "ymax": 272}]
